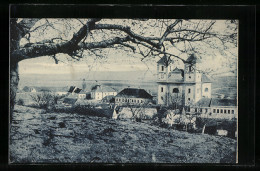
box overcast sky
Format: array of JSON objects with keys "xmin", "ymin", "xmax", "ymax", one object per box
[{"xmin": 18, "ymin": 19, "xmax": 238, "ymax": 77}]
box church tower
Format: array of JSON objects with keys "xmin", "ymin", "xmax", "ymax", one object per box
[{"xmin": 156, "ymin": 53, "xmax": 212, "ymax": 107}]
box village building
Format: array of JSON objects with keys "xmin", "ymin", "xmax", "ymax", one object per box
[
  {"xmin": 22, "ymin": 86, "xmax": 37, "ymax": 93},
  {"xmin": 156, "ymin": 54, "xmax": 212, "ymax": 106},
  {"xmin": 192, "ymin": 98, "xmax": 237, "ymax": 116},
  {"xmin": 91, "ymin": 85, "xmax": 117, "ymax": 100},
  {"xmin": 78, "ymin": 89, "xmax": 88, "ymax": 99},
  {"xmin": 115, "ymin": 88, "xmax": 153, "ymax": 105}
]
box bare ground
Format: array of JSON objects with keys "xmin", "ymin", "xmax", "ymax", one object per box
[{"xmin": 9, "ymin": 105, "xmax": 237, "ymax": 163}]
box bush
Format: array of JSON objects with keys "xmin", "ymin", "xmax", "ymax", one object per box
[
  {"xmin": 30, "ymin": 92, "xmax": 54, "ymax": 109},
  {"xmin": 53, "ymin": 105, "xmax": 110, "ymax": 118},
  {"xmin": 16, "ymin": 99, "xmax": 24, "ymax": 105}
]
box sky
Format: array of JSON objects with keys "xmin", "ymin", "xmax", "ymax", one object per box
[{"xmin": 17, "ymin": 19, "xmax": 238, "ymax": 77}]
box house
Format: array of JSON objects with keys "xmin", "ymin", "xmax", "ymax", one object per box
[
  {"xmin": 191, "ymin": 98, "xmax": 237, "ymax": 119},
  {"xmin": 156, "ymin": 54, "xmax": 212, "ymax": 106},
  {"xmin": 67, "ymin": 86, "xmax": 88, "ymax": 99},
  {"xmin": 115, "ymin": 88, "xmax": 153, "ymax": 105},
  {"xmin": 78, "ymin": 89, "xmax": 88, "ymax": 99},
  {"xmin": 91, "ymin": 85, "xmax": 117, "ymax": 100},
  {"xmin": 23, "ymin": 86, "xmax": 37, "ymax": 93}
]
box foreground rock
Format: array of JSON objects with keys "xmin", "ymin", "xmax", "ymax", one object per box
[{"xmin": 10, "ymin": 105, "xmax": 237, "ymax": 163}]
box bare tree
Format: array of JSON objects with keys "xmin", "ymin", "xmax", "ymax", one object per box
[{"xmin": 10, "ymin": 18, "xmax": 237, "ymax": 119}]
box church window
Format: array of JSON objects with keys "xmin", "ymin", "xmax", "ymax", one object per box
[
  {"xmin": 172, "ymin": 88, "xmax": 179, "ymax": 93},
  {"xmin": 161, "ymin": 87, "xmax": 163, "ymax": 92},
  {"xmin": 189, "ymin": 76, "xmax": 191, "ymax": 79},
  {"xmin": 188, "ymin": 98, "xmax": 190, "ymax": 101},
  {"xmin": 205, "ymin": 88, "xmax": 209, "ymax": 92},
  {"xmin": 188, "ymin": 88, "xmax": 191, "ymax": 93},
  {"xmin": 188, "ymin": 66, "xmax": 192, "ymax": 72},
  {"xmin": 161, "ymin": 66, "xmax": 164, "ymax": 71},
  {"xmin": 161, "ymin": 96, "xmax": 164, "ymax": 100}
]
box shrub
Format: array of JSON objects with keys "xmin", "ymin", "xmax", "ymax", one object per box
[{"xmin": 30, "ymin": 92, "xmax": 54, "ymax": 109}]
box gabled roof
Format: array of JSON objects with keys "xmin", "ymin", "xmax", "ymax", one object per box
[
  {"xmin": 202, "ymin": 74, "xmax": 212, "ymax": 83},
  {"xmin": 91, "ymin": 85, "xmax": 116, "ymax": 92},
  {"xmin": 195, "ymin": 98, "xmax": 237, "ymax": 107},
  {"xmin": 73, "ymin": 87, "xmax": 82, "ymax": 93},
  {"xmin": 116, "ymin": 88, "xmax": 153, "ymax": 99},
  {"xmin": 157, "ymin": 55, "xmax": 173, "ymax": 66}
]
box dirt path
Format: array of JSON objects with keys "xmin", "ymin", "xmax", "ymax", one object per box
[{"xmin": 9, "ymin": 105, "xmax": 237, "ymax": 163}]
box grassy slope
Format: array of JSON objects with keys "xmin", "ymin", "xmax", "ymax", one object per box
[{"xmin": 10, "ymin": 105, "xmax": 237, "ymax": 163}]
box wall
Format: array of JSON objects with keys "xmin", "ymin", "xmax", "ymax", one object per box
[
  {"xmin": 91, "ymin": 91, "xmax": 117, "ymax": 100},
  {"xmin": 202, "ymin": 83, "xmax": 211, "ymax": 98},
  {"xmin": 115, "ymin": 97, "xmax": 151, "ymax": 105},
  {"xmin": 157, "ymin": 84, "xmax": 167, "ymax": 105},
  {"xmin": 185, "ymin": 85, "xmax": 195, "ymax": 105}
]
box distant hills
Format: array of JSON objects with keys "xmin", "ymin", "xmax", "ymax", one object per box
[{"xmin": 19, "ymin": 71, "xmax": 157, "ymax": 82}]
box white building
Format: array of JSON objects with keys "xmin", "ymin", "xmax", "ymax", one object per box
[
  {"xmin": 191, "ymin": 98, "xmax": 237, "ymax": 118},
  {"xmin": 115, "ymin": 88, "xmax": 153, "ymax": 105},
  {"xmin": 91, "ymin": 85, "xmax": 117, "ymax": 100},
  {"xmin": 157, "ymin": 54, "xmax": 212, "ymax": 106}
]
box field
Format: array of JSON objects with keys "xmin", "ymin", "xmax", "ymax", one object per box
[{"xmin": 10, "ymin": 105, "xmax": 237, "ymax": 163}]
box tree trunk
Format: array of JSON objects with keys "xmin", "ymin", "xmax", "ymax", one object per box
[{"xmin": 10, "ymin": 62, "xmax": 19, "ymax": 121}]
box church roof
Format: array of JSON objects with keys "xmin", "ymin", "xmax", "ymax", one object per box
[
  {"xmin": 171, "ymin": 67, "xmax": 182, "ymax": 73},
  {"xmin": 157, "ymin": 55, "xmax": 173, "ymax": 66},
  {"xmin": 116, "ymin": 88, "xmax": 153, "ymax": 99},
  {"xmin": 168, "ymin": 68, "xmax": 184, "ymax": 83},
  {"xmin": 202, "ymin": 74, "xmax": 212, "ymax": 83},
  {"xmin": 195, "ymin": 98, "xmax": 237, "ymax": 107},
  {"xmin": 186, "ymin": 54, "xmax": 201, "ymax": 64}
]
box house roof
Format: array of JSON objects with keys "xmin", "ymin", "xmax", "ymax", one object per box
[
  {"xmin": 195, "ymin": 98, "xmax": 237, "ymax": 107},
  {"xmin": 73, "ymin": 87, "xmax": 82, "ymax": 93},
  {"xmin": 68, "ymin": 86, "xmax": 76, "ymax": 93},
  {"xmin": 78, "ymin": 89, "xmax": 88, "ymax": 94},
  {"xmin": 116, "ymin": 88, "xmax": 153, "ymax": 99},
  {"xmin": 91, "ymin": 85, "xmax": 116, "ymax": 92},
  {"xmin": 157, "ymin": 55, "xmax": 173, "ymax": 66},
  {"xmin": 63, "ymin": 98, "xmax": 77, "ymax": 104},
  {"xmin": 202, "ymin": 74, "xmax": 212, "ymax": 83}
]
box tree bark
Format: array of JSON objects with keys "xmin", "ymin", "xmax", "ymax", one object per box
[{"xmin": 10, "ymin": 62, "xmax": 19, "ymax": 120}]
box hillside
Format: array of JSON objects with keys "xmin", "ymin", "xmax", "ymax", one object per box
[{"xmin": 10, "ymin": 105, "xmax": 237, "ymax": 163}]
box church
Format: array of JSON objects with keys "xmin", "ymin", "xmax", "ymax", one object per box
[{"xmin": 157, "ymin": 54, "xmax": 212, "ymax": 107}]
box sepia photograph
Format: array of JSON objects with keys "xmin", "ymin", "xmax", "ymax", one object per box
[{"xmin": 9, "ymin": 18, "xmax": 238, "ymax": 163}]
